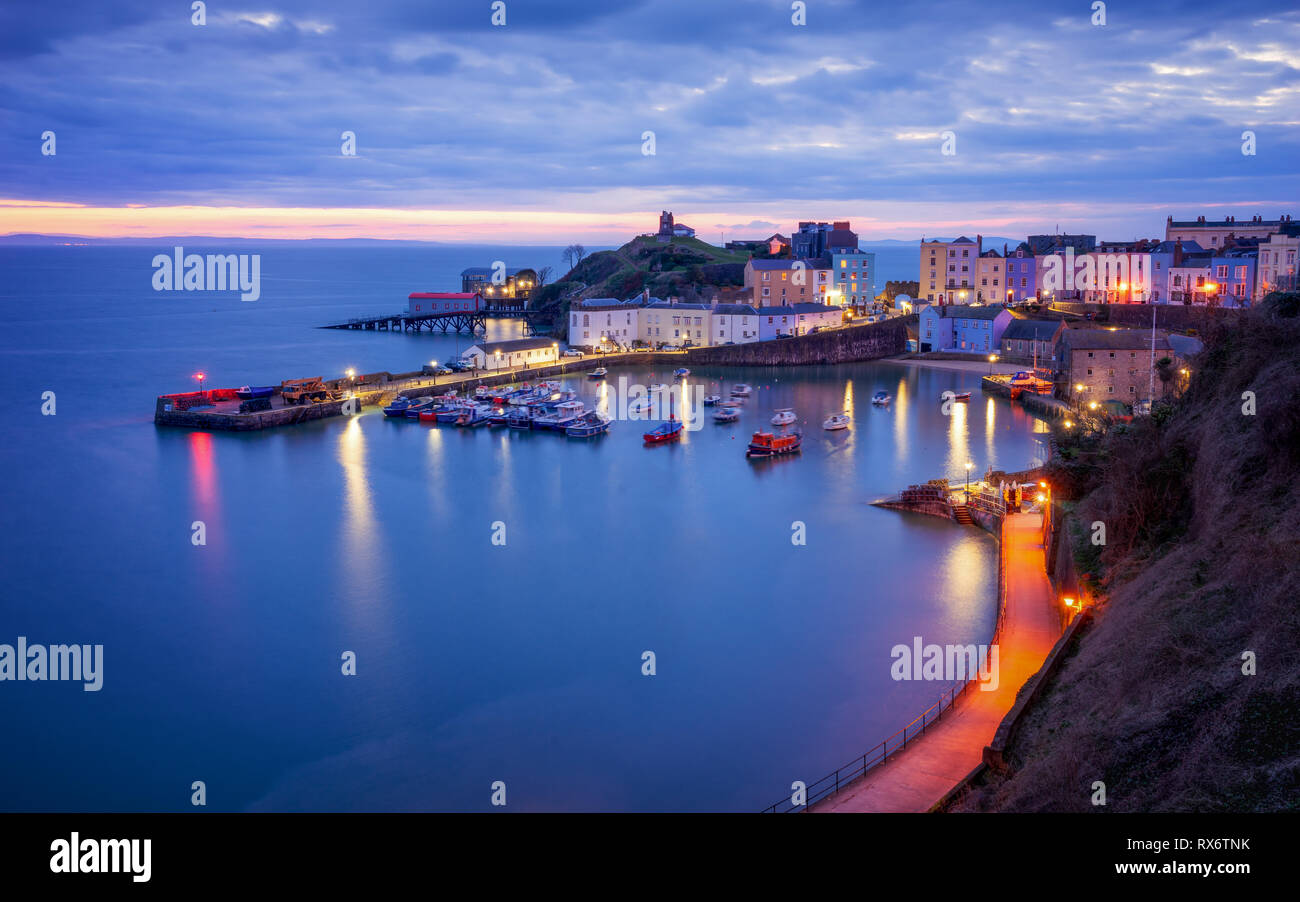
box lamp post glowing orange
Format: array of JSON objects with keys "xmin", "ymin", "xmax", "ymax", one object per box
[
  {"xmin": 194, "ymin": 371, "xmax": 206, "ymax": 398},
  {"xmin": 988, "ymin": 353, "xmax": 998, "ymax": 375}
]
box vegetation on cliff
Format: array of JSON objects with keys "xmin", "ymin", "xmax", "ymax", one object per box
[
  {"xmin": 960, "ymin": 292, "xmax": 1300, "ymax": 812},
  {"xmin": 531, "ymin": 235, "xmax": 750, "ymax": 331}
]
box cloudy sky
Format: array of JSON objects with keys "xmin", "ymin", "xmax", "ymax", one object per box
[{"xmin": 1, "ymin": 0, "xmax": 1297, "ymax": 243}]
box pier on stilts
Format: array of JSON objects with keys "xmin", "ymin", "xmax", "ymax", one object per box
[{"xmin": 320, "ymin": 307, "xmax": 535, "ymax": 334}]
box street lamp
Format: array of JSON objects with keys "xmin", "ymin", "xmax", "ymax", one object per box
[
  {"xmin": 193, "ymin": 371, "xmax": 206, "ymax": 398},
  {"xmin": 495, "ymin": 349, "xmax": 502, "ymax": 373},
  {"xmin": 345, "ymin": 368, "xmax": 356, "ymax": 397},
  {"xmin": 965, "ymin": 460, "xmax": 974, "ymax": 501},
  {"xmin": 552, "ymin": 343, "xmax": 559, "ymax": 368},
  {"xmin": 988, "ymin": 353, "xmax": 998, "ymax": 375}
]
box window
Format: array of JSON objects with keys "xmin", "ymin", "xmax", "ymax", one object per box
[{"xmin": 1216, "ymin": 265, "xmax": 1228, "ymax": 279}]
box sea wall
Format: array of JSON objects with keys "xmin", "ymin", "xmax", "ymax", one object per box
[
  {"xmin": 1049, "ymin": 302, "xmax": 1238, "ymax": 333},
  {"xmin": 685, "ymin": 319, "xmax": 907, "ymax": 366}
]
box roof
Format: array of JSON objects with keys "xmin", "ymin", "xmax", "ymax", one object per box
[
  {"xmin": 766, "ymin": 234, "xmax": 789, "ymax": 243},
  {"xmin": 979, "ymin": 248, "xmax": 1002, "ymax": 258},
  {"xmin": 460, "ymin": 267, "xmax": 532, "ymax": 277},
  {"xmin": 1060, "ymin": 329, "xmax": 1171, "ymax": 352},
  {"xmin": 468, "ymin": 338, "xmax": 557, "ymax": 353},
  {"xmin": 923, "ymin": 304, "xmax": 1010, "ymax": 320},
  {"xmin": 647, "ymin": 302, "xmax": 710, "ymax": 310},
  {"xmin": 1002, "ymin": 319, "xmax": 1065, "ymax": 342},
  {"xmin": 1167, "ymin": 334, "xmax": 1204, "ymax": 357},
  {"xmin": 749, "ymin": 259, "xmax": 828, "ymax": 270},
  {"xmin": 762, "ymin": 303, "xmax": 838, "ymax": 315},
  {"xmin": 409, "ymin": 292, "xmax": 478, "ymax": 299},
  {"xmin": 579, "ymin": 297, "xmax": 632, "ymax": 308},
  {"xmin": 1167, "ymin": 217, "xmax": 1291, "ymax": 228},
  {"xmin": 713, "ymin": 304, "xmax": 758, "ymax": 315}
]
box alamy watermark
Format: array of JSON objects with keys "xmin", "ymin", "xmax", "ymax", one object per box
[
  {"xmin": 891, "ymin": 636, "xmax": 999, "ymax": 691},
  {"xmin": 0, "ymin": 637, "xmax": 103, "ymax": 690},
  {"xmin": 152, "ymin": 246, "xmax": 261, "ymax": 302}
]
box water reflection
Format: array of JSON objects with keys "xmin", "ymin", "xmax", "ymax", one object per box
[
  {"xmin": 946, "ymin": 396, "xmax": 970, "ymax": 480},
  {"xmin": 336, "ymin": 415, "xmax": 385, "ymax": 610}
]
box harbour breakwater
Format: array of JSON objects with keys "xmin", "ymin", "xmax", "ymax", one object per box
[{"xmin": 153, "ymin": 318, "xmax": 908, "ymax": 431}]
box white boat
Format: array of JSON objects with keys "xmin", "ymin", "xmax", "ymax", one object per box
[
  {"xmin": 730, "ymin": 383, "xmax": 752, "ymax": 397},
  {"xmin": 823, "ymin": 414, "xmax": 851, "ymax": 431},
  {"xmin": 770, "ymin": 408, "xmax": 797, "ymax": 426},
  {"xmin": 588, "ymin": 367, "xmax": 607, "ymax": 379},
  {"xmin": 713, "ymin": 405, "xmax": 741, "ymax": 423},
  {"xmin": 703, "ymin": 395, "xmax": 722, "ymax": 406},
  {"xmin": 649, "ymin": 383, "xmax": 667, "ymax": 393},
  {"xmin": 872, "ymin": 391, "xmax": 891, "ymax": 405}
]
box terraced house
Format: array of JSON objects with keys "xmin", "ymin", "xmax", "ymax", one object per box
[
  {"xmin": 745, "ymin": 258, "xmax": 833, "ymax": 307},
  {"xmin": 918, "ymin": 304, "xmax": 1014, "ymax": 353},
  {"xmin": 1057, "ymin": 329, "xmax": 1172, "ymax": 403}
]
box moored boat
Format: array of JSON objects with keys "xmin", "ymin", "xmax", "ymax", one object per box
[
  {"xmin": 674, "ymin": 367, "xmax": 690, "ymax": 377},
  {"xmin": 588, "ymin": 367, "xmax": 608, "ymax": 379},
  {"xmin": 404, "ymin": 397, "xmax": 438, "ymax": 418},
  {"xmin": 643, "ymin": 417, "xmax": 684, "ymax": 444},
  {"xmin": 713, "ymin": 405, "xmax": 740, "ymax": 423},
  {"xmin": 946, "ymin": 391, "xmax": 971, "ymax": 402},
  {"xmin": 871, "ymin": 391, "xmax": 891, "ymax": 406},
  {"xmin": 236, "ymin": 385, "xmax": 275, "ymax": 401},
  {"xmin": 746, "ymin": 427, "xmax": 802, "ymax": 457},
  {"xmin": 770, "ymin": 408, "xmax": 796, "ymax": 426},
  {"xmin": 703, "ymin": 395, "xmax": 722, "ymax": 406},
  {"xmin": 566, "ymin": 412, "xmax": 611, "ymax": 437},
  {"xmin": 823, "ymin": 413, "xmax": 850, "ymax": 431},
  {"xmin": 730, "ymin": 383, "xmax": 752, "ymax": 397},
  {"xmin": 649, "ymin": 383, "xmax": 667, "ymax": 393},
  {"xmin": 383, "ymin": 398, "xmax": 413, "ymax": 417}
]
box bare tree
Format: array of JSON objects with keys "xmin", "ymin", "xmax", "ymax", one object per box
[
  {"xmin": 534, "ymin": 265, "xmax": 553, "ymax": 288},
  {"xmin": 563, "ymin": 244, "xmax": 587, "ymax": 272}
]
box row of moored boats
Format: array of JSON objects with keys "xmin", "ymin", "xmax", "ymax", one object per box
[{"xmin": 383, "ymin": 381, "xmax": 611, "ymax": 437}]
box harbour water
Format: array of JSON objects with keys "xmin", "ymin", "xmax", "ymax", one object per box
[{"xmin": 0, "ymin": 246, "xmax": 1047, "ymax": 811}]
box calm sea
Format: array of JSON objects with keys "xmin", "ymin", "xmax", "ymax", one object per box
[{"xmin": 0, "ymin": 244, "xmax": 1044, "ymax": 812}]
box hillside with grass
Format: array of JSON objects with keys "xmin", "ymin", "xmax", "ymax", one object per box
[
  {"xmin": 531, "ymin": 235, "xmax": 751, "ymax": 331},
  {"xmin": 958, "ymin": 291, "xmax": 1300, "ymax": 812}
]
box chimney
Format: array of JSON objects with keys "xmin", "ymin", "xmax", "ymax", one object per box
[
  {"xmin": 1174, "ymin": 239, "xmax": 1184, "ymax": 267},
  {"xmin": 976, "ymin": 234, "xmax": 983, "ymax": 255}
]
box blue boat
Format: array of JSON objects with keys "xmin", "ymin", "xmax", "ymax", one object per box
[
  {"xmin": 674, "ymin": 368, "xmax": 690, "ymax": 377},
  {"xmin": 236, "ymin": 385, "xmax": 275, "ymax": 401},
  {"xmin": 383, "ymin": 398, "xmax": 413, "ymax": 417},
  {"xmin": 566, "ymin": 412, "xmax": 611, "ymax": 437}
]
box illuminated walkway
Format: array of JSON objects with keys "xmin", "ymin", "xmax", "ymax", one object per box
[{"xmin": 815, "ymin": 511, "xmax": 1060, "ymax": 813}]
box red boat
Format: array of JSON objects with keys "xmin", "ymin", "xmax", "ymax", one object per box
[
  {"xmin": 643, "ymin": 418, "xmax": 683, "ymax": 444},
  {"xmin": 746, "ymin": 428, "xmax": 802, "ymax": 458}
]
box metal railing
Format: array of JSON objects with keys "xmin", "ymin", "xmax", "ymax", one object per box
[{"xmin": 763, "ymin": 516, "xmax": 1009, "ymax": 812}]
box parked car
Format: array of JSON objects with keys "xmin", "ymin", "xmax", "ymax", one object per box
[
  {"xmin": 661, "ymin": 344, "xmax": 683, "ymax": 352},
  {"xmin": 562, "ymin": 349, "xmax": 584, "ymax": 358},
  {"xmin": 809, "ymin": 326, "xmax": 823, "ymax": 334},
  {"xmin": 775, "ymin": 333, "xmax": 793, "ymax": 340},
  {"xmin": 446, "ymin": 360, "xmax": 473, "ymax": 373}
]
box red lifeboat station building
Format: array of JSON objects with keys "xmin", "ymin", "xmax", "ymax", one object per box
[{"xmin": 408, "ymin": 292, "xmax": 482, "ymax": 315}]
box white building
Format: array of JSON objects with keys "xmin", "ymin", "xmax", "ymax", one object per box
[
  {"xmin": 1256, "ymin": 232, "xmax": 1299, "ymax": 297},
  {"xmin": 568, "ymin": 299, "xmax": 644, "ymax": 350},
  {"xmin": 643, "ymin": 302, "xmax": 711, "ymax": 347},
  {"xmin": 463, "ymin": 337, "xmax": 559, "ymax": 371},
  {"xmin": 711, "ymin": 304, "xmax": 761, "ymax": 344}
]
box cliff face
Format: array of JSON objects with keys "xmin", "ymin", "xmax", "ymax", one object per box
[{"xmin": 959, "ymin": 294, "xmax": 1300, "ymax": 812}]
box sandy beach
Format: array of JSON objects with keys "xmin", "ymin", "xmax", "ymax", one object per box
[{"xmin": 883, "ymin": 356, "xmax": 1022, "ymax": 375}]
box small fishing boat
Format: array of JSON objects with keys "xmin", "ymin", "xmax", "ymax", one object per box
[
  {"xmin": 487, "ymin": 407, "xmax": 509, "ymax": 426},
  {"xmin": 730, "ymin": 383, "xmax": 752, "ymax": 397},
  {"xmin": 643, "ymin": 418, "xmax": 684, "ymax": 444},
  {"xmin": 948, "ymin": 391, "xmax": 971, "ymax": 402},
  {"xmin": 770, "ymin": 408, "xmax": 797, "ymax": 426},
  {"xmin": 236, "ymin": 385, "xmax": 275, "ymax": 401},
  {"xmin": 713, "ymin": 405, "xmax": 740, "ymax": 423},
  {"xmin": 566, "ymin": 412, "xmax": 611, "ymax": 437},
  {"xmin": 674, "ymin": 368, "xmax": 690, "ymax": 378},
  {"xmin": 823, "ymin": 414, "xmax": 851, "ymax": 431},
  {"xmin": 629, "ymin": 399, "xmax": 657, "ymax": 416},
  {"xmin": 404, "ymin": 397, "xmax": 438, "ymax": 418},
  {"xmin": 703, "ymin": 395, "xmax": 722, "ymax": 406},
  {"xmin": 456, "ymin": 404, "xmax": 494, "ymax": 427},
  {"xmin": 534, "ymin": 400, "xmax": 586, "ymax": 430},
  {"xmin": 436, "ymin": 402, "xmax": 470, "ymax": 423},
  {"xmin": 871, "ymin": 391, "xmax": 892, "ymax": 406},
  {"xmin": 588, "ymin": 367, "xmax": 608, "ymax": 379},
  {"xmin": 746, "ymin": 427, "xmax": 802, "ymax": 458},
  {"xmin": 649, "ymin": 383, "xmax": 667, "ymax": 393},
  {"xmin": 383, "ymin": 398, "xmax": 414, "ymax": 417},
  {"xmin": 475, "ymin": 386, "xmax": 494, "ymax": 399}
]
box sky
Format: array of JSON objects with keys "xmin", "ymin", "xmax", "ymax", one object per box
[{"xmin": 1, "ymin": 0, "xmax": 1297, "ymax": 244}]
